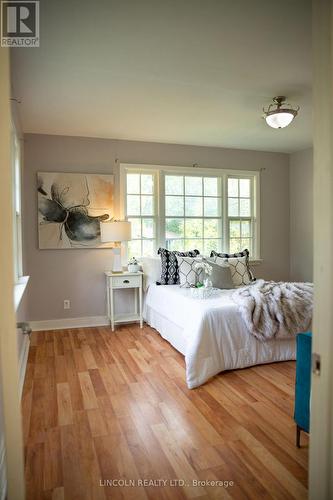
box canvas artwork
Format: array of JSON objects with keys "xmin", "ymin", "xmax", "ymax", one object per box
[{"xmin": 37, "ymin": 172, "xmax": 114, "ymax": 249}]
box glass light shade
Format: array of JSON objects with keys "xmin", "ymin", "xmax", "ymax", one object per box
[
  {"xmin": 100, "ymin": 221, "xmax": 131, "ymax": 242},
  {"xmin": 265, "ymin": 111, "xmax": 295, "ymax": 129}
]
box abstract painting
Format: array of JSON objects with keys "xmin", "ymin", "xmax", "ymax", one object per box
[{"xmin": 37, "ymin": 172, "xmax": 114, "ymax": 249}]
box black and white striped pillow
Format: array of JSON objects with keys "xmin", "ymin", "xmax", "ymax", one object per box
[{"xmin": 157, "ymin": 248, "xmax": 200, "ymax": 285}]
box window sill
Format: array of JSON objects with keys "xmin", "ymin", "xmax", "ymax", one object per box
[{"xmin": 14, "ymin": 275, "xmax": 29, "ymax": 311}]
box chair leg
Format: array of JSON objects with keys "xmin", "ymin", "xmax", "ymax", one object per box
[{"xmin": 296, "ymin": 425, "xmax": 301, "ymax": 448}]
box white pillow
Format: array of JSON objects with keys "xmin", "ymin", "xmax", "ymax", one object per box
[
  {"xmin": 210, "ymin": 255, "xmax": 252, "ymax": 287},
  {"xmin": 176, "ymin": 256, "xmax": 204, "ymax": 288},
  {"xmin": 140, "ymin": 257, "xmax": 161, "ymax": 291}
]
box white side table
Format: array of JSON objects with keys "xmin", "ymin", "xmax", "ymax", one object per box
[{"xmin": 105, "ymin": 271, "xmax": 143, "ymax": 331}]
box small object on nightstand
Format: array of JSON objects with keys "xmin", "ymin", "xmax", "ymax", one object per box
[
  {"xmin": 127, "ymin": 256, "xmax": 140, "ymax": 273},
  {"xmin": 105, "ymin": 271, "xmax": 143, "ymax": 331}
]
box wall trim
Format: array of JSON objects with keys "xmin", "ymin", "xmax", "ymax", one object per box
[
  {"xmin": 18, "ymin": 333, "xmax": 30, "ymax": 399},
  {"xmin": 0, "ymin": 333, "xmax": 31, "ymax": 500},
  {"xmin": 30, "ymin": 315, "xmax": 110, "ymax": 332}
]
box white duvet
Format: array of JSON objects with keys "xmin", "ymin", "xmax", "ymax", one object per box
[{"xmin": 144, "ymin": 284, "xmax": 296, "ymax": 389}]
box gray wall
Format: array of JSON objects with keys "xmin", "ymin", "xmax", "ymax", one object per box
[
  {"xmin": 23, "ymin": 133, "xmax": 290, "ymax": 322},
  {"xmin": 290, "ymin": 148, "xmax": 313, "ymax": 281}
]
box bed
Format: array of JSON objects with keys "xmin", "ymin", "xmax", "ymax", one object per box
[{"xmin": 144, "ymin": 282, "xmax": 296, "ymax": 389}]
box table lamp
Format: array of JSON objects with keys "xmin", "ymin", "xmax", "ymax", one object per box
[{"xmin": 100, "ymin": 220, "xmax": 132, "ymax": 273}]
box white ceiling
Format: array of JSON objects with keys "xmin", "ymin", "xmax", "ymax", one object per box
[{"xmin": 12, "ymin": 0, "xmax": 312, "ymax": 153}]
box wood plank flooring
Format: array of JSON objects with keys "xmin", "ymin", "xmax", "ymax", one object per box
[{"xmin": 22, "ymin": 324, "xmax": 308, "ymax": 500}]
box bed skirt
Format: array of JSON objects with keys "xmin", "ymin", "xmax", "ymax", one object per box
[{"xmin": 144, "ymin": 305, "xmax": 186, "ymax": 355}]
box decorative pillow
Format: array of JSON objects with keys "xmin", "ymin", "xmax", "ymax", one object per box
[
  {"xmin": 157, "ymin": 248, "xmax": 200, "ymax": 285},
  {"xmin": 210, "ymin": 248, "xmax": 251, "ymax": 261},
  {"xmin": 140, "ymin": 257, "xmax": 161, "ymax": 291},
  {"xmin": 210, "ymin": 249, "xmax": 255, "ymax": 287},
  {"xmin": 176, "ymin": 256, "xmax": 204, "ymax": 288},
  {"xmin": 207, "ymin": 261, "xmax": 234, "ymax": 289}
]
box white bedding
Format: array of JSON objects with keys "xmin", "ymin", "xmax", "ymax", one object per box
[{"xmin": 144, "ymin": 284, "xmax": 296, "ymax": 389}]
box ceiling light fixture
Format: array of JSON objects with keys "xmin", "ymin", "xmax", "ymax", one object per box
[{"xmin": 263, "ymin": 96, "xmax": 299, "ymax": 129}]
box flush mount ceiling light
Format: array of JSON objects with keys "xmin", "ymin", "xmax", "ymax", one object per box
[{"xmin": 263, "ymin": 96, "xmax": 300, "ymax": 129}]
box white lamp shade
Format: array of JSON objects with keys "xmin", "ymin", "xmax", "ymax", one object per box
[
  {"xmin": 265, "ymin": 111, "xmax": 295, "ymax": 129},
  {"xmin": 100, "ymin": 221, "xmax": 131, "ymax": 242}
]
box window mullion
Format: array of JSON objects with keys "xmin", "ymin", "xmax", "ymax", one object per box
[
  {"xmin": 202, "ymin": 217, "xmax": 204, "ymax": 252},
  {"xmin": 158, "ymin": 170, "xmax": 165, "ymax": 249},
  {"xmin": 223, "ymin": 174, "xmax": 228, "ymax": 253},
  {"xmin": 251, "ymin": 176, "xmax": 256, "ymax": 258}
]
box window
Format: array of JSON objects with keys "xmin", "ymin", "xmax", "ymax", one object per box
[
  {"xmin": 227, "ymin": 177, "xmax": 254, "ymax": 254},
  {"xmin": 11, "ymin": 127, "xmax": 23, "ymax": 281},
  {"xmin": 125, "ymin": 171, "xmax": 157, "ymax": 257},
  {"xmin": 122, "ymin": 165, "xmax": 259, "ymax": 259},
  {"xmin": 165, "ymin": 174, "xmax": 222, "ymax": 254}
]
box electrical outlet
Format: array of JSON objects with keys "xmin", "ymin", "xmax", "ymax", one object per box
[{"xmin": 64, "ymin": 299, "xmax": 70, "ymax": 310}]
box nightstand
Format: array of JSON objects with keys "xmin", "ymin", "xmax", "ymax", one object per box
[{"xmin": 105, "ymin": 271, "xmax": 143, "ymax": 331}]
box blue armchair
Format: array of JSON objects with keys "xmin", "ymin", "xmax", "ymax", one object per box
[{"xmin": 294, "ymin": 332, "xmax": 312, "ymax": 447}]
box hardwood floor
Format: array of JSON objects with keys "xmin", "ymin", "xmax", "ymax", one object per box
[{"xmin": 22, "ymin": 324, "xmax": 308, "ymax": 500}]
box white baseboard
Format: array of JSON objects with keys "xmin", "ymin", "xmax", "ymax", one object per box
[
  {"xmin": 30, "ymin": 315, "xmax": 110, "ymax": 332},
  {"xmin": 18, "ymin": 334, "xmax": 30, "ymax": 399}
]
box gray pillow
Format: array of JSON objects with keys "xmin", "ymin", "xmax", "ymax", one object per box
[{"xmin": 208, "ymin": 260, "xmax": 234, "ymax": 289}]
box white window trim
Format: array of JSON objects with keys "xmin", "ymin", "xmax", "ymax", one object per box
[
  {"xmin": 120, "ymin": 167, "xmax": 159, "ymax": 257},
  {"xmin": 11, "ymin": 121, "xmax": 23, "ymax": 282},
  {"xmin": 225, "ymin": 172, "xmax": 260, "ymax": 262},
  {"xmin": 120, "ymin": 163, "xmax": 261, "ymax": 260}
]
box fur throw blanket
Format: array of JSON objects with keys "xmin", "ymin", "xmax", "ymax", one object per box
[{"xmin": 232, "ymin": 280, "xmax": 313, "ymax": 342}]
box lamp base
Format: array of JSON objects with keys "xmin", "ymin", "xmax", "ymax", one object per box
[{"xmin": 112, "ymin": 248, "xmax": 123, "ymax": 273}]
